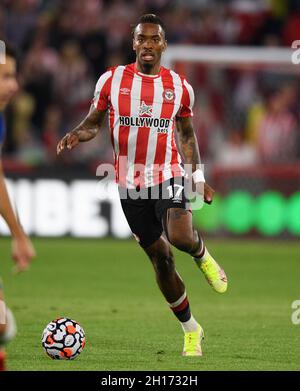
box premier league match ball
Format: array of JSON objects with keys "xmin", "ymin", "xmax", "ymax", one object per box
[{"xmin": 42, "ymin": 317, "xmax": 86, "ymax": 360}]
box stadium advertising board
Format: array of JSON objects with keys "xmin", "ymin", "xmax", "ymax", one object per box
[{"xmin": 0, "ymin": 177, "xmax": 299, "ymax": 238}]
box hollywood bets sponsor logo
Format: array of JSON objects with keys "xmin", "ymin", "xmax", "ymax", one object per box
[{"xmin": 119, "ymin": 116, "xmax": 170, "ymax": 133}]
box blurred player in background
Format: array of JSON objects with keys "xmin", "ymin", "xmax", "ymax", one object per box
[
  {"xmin": 57, "ymin": 14, "xmax": 227, "ymax": 357},
  {"xmin": 0, "ymin": 43, "xmax": 36, "ymax": 371}
]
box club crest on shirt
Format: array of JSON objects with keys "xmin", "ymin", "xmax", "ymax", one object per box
[
  {"xmin": 163, "ymin": 88, "xmax": 175, "ymax": 102},
  {"xmin": 139, "ymin": 101, "xmax": 153, "ymax": 117}
]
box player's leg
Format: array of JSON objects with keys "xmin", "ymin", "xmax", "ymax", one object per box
[
  {"xmin": 164, "ymin": 207, "xmax": 227, "ymax": 293},
  {"xmin": 143, "ymin": 236, "xmax": 204, "ymax": 356},
  {"xmin": 119, "ymin": 192, "xmax": 204, "ymax": 356},
  {"xmin": 144, "ymin": 235, "xmax": 183, "ymax": 302},
  {"xmin": 0, "ymin": 278, "xmax": 17, "ymax": 371},
  {"xmin": 0, "ymin": 279, "xmax": 7, "ymax": 371}
]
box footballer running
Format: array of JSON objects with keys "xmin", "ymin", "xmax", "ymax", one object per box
[{"xmin": 57, "ymin": 14, "xmax": 228, "ymax": 356}]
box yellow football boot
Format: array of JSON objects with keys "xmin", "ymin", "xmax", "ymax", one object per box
[
  {"xmin": 182, "ymin": 324, "xmax": 204, "ymax": 357},
  {"xmin": 195, "ymin": 249, "xmax": 228, "ymax": 293}
]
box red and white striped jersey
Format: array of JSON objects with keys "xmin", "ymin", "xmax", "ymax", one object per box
[{"xmin": 92, "ymin": 63, "xmax": 194, "ymax": 188}]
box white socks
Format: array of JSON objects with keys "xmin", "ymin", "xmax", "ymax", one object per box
[{"xmin": 180, "ymin": 315, "xmax": 199, "ymax": 333}]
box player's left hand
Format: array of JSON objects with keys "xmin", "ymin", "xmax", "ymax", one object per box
[
  {"xmin": 195, "ymin": 182, "xmax": 215, "ymax": 204},
  {"xmin": 11, "ymin": 234, "xmax": 36, "ymax": 273}
]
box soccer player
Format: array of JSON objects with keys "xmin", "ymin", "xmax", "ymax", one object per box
[
  {"xmin": 0, "ymin": 43, "xmax": 35, "ymax": 370},
  {"xmin": 57, "ymin": 14, "xmax": 227, "ymax": 356}
]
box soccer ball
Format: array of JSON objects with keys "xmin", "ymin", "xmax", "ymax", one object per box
[{"xmin": 42, "ymin": 317, "xmax": 86, "ymax": 360}]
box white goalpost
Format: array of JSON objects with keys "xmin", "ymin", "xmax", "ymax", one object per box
[{"xmin": 162, "ymin": 45, "xmax": 294, "ymax": 67}]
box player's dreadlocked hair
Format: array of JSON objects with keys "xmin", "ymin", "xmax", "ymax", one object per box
[{"xmin": 132, "ymin": 14, "xmax": 166, "ymax": 37}]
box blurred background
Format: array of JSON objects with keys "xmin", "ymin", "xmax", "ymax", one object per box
[{"xmin": 1, "ymin": 0, "xmax": 300, "ymax": 238}]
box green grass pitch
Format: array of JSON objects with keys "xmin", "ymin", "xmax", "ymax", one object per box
[{"xmin": 1, "ymin": 237, "xmax": 300, "ymax": 371}]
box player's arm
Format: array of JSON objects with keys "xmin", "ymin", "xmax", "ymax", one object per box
[
  {"xmin": 176, "ymin": 116, "xmax": 214, "ymax": 204},
  {"xmin": 0, "ymin": 161, "xmax": 35, "ymax": 271},
  {"xmin": 57, "ymin": 107, "xmax": 107, "ymax": 155},
  {"xmin": 176, "ymin": 116, "xmax": 200, "ymax": 171}
]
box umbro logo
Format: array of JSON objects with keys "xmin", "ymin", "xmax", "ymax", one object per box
[
  {"xmin": 139, "ymin": 101, "xmax": 153, "ymax": 117},
  {"xmin": 120, "ymin": 88, "xmax": 130, "ymax": 95}
]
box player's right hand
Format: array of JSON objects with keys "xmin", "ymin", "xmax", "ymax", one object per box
[
  {"xmin": 57, "ymin": 131, "xmax": 80, "ymax": 155},
  {"xmin": 11, "ymin": 234, "xmax": 36, "ymax": 273}
]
